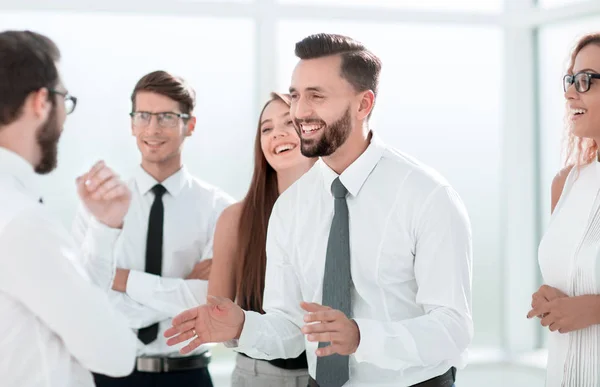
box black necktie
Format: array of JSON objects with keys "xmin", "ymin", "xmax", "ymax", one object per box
[{"xmin": 138, "ymin": 184, "xmax": 167, "ymax": 345}]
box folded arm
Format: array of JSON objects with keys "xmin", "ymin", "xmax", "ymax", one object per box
[
  {"xmin": 72, "ymin": 204, "xmax": 171, "ymax": 326},
  {"xmin": 116, "ymin": 269, "xmax": 209, "ymax": 317}
]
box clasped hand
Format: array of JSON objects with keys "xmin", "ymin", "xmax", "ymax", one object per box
[{"xmin": 527, "ymin": 285, "xmax": 600, "ymax": 333}]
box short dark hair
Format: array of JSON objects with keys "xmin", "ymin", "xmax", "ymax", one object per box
[
  {"xmin": 294, "ymin": 33, "xmax": 382, "ymax": 98},
  {"xmin": 131, "ymin": 70, "xmax": 196, "ymax": 115},
  {"xmin": 0, "ymin": 30, "xmax": 61, "ymax": 126}
]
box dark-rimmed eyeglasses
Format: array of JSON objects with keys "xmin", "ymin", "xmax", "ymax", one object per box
[
  {"xmin": 563, "ymin": 71, "xmax": 600, "ymax": 93},
  {"xmin": 50, "ymin": 89, "xmax": 77, "ymax": 115},
  {"xmin": 130, "ymin": 111, "xmax": 190, "ymax": 129}
]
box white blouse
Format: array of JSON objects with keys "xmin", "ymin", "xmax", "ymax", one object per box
[{"xmin": 539, "ymin": 160, "xmax": 600, "ymax": 387}]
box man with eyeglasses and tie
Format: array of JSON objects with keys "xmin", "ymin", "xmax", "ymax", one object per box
[
  {"xmin": 72, "ymin": 70, "xmax": 234, "ymax": 387},
  {"xmin": 0, "ymin": 30, "xmax": 138, "ymax": 386},
  {"xmin": 165, "ymin": 33, "xmax": 473, "ymax": 387}
]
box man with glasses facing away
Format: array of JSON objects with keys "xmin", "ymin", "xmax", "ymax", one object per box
[
  {"xmin": 0, "ymin": 30, "xmax": 138, "ymax": 386},
  {"xmin": 72, "ymin": 70, "xmax": 234, "ymax": 387}
]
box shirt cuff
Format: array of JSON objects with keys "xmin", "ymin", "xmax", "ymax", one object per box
[
  {"xmin": 85, "ymin": 216, "xmax": 122, "ymax": 259},
  {"xmin": 126, "ymin": 270, "xmax": 157, "ymax": 304},
  {"xmin": 237, "ymin": 310, "xmax": 263, "ymax": 351},
  {"xmin": 353, "ymin": 318, "xmax": 378, "ymax": 363}
]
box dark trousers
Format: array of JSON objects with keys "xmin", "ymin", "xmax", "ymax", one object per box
[{"xmin": 93, "ymin": 368, "xmax": 213, "ymax": 387}]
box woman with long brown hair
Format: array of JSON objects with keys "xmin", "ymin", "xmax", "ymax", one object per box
[
  {"xmin": 528, "ymin": 33, "xmax": 600, "ymax": 386},
  {"xmin": 208, "ymin": 92, "xmax": 315, "ymax": 386}
]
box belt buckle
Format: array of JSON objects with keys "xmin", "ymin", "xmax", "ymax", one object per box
[{"xmin": 136, "ymin": 357, "xmax": 163, "ymax": 373}]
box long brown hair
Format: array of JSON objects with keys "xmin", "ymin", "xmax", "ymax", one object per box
[
  {"xmin": 235, "ymin": 92, "xmax": 292, "ymax": 313},
  {"xmin": 564, "ymin": 33, "xmax": 600, "ymax": 167}
]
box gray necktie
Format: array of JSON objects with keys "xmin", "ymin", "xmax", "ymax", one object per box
[{"xmin": 315, "ymin": 177, "xmax": 352, "ymax": 387}]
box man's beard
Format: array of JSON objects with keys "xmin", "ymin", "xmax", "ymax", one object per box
[
  {"xmin": 34, "ymin": 105, "xmax": 62, "ymax": 175},
  {"xmin": 296, "ymin": 107, "xmax": 352, "ymax": 158}
]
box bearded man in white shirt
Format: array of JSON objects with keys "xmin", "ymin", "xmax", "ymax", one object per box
[
  {"xmin": 0, "ymin": 30, "xmax": 138, "ymax": 387},
  {"xmin": 73, "ymin": 70, "xmax": 234, "ymax": 387},
  {"xmin": 165, "ymin": 33, "xmax": 473, "ymax": 387}
]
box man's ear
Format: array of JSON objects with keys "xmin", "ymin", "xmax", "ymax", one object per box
[
  {"xmin": 357, "ymin": 90, "xmax": 375, "ymax": 121},
  {"xmin": 185, "ymin": 116, "xmax": 196, "ymax": 137},
  {"xmin": 29, "ymin": 88, "xmax": 52, "ymax": 121}
]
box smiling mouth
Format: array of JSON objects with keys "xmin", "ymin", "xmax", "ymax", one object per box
[
  {"xmin": 570, "ymin": 108, "xmax": 588, "ymax": 122},
  {"xmin": 144, "ymin": 140, "xmax": 166, "ymax": 148},
  {"xmin": 299, "ymin": 123, "xmax": 325, "ymax": 136},
  {"xmin": 273, "ymin": 143, "xmax": 297, "ymax": 155}
]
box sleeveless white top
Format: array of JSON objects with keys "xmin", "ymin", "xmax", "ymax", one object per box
[{"xmin": 538, "ymin": 161, "xmax": 600, "ymax": 387}]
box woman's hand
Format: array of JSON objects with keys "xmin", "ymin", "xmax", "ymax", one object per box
[{"xmin": 529, "ymin": 293, "xmax": 600, "ymax": 333}]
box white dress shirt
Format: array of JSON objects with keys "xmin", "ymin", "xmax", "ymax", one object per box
[
  {"xmin": 235, "ymin": 133, "xmax": 473, "ymax": 386},
  {"xmin": 73, "ymin": 165, "xmax": 234, "ymax": 357},
  {"xmin": 0, "ymin": 147, "xmax": 137, "ymax": 387}
]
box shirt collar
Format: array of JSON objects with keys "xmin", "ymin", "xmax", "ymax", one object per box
[
  {"xmin": 318, "ymin": 131, "xmax": 385, "ymax": 197},
  {"xmin": 0, "ymin": 147, "xmax": 39, "ymax": 194},
  {"xmin": 135, "ymin": 164, "xmax": 190, "ymax": 197}
]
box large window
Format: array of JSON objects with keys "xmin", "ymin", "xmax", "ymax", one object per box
[
  {"xmin": 0, "ymin": 11, "xmax": 256, "ymax": 225},
  {"xmin": 277, "ymin": 20, "xmax": 504, "ymax": 347}
]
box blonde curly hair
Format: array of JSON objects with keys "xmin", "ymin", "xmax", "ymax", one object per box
[{"xmin": 563, "ymin": 33, "xmax": 600, "ymax": 167}]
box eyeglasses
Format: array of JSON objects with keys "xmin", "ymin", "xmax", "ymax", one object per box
[
  {"xmin": 130, "ymin": 111, "xmax": 190, "ymax": 129},
  {"xmin": 563, "ymin": 71, "xmax": 600, "ymax": 93},
  {"xmin": 50, "ymin": 89, "xmax": 77, "ymax": 115}
]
